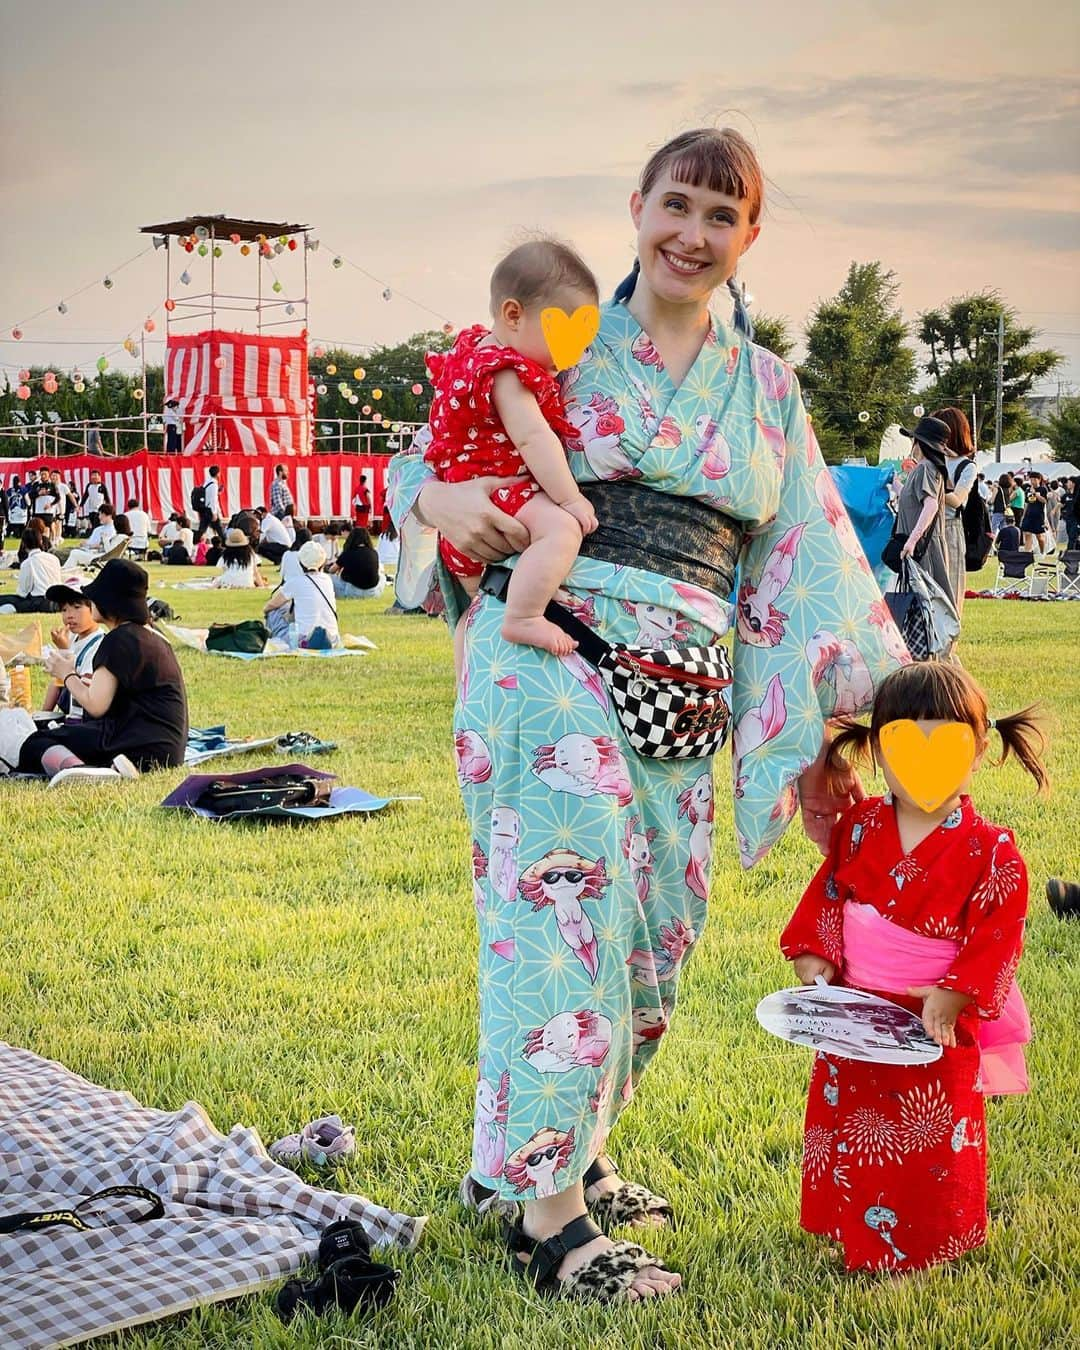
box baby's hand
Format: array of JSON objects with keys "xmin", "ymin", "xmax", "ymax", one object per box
[
  {"xmin": 792, "ymin": 954, "xmax": 836, "ymax": 985},
  {"xmin": 561, "ymin": 494, "xmax": 598, "ymax": 536},
  {"xmin": 907, "ymin": 985, "xmax": 971, "ymax": 1048}
]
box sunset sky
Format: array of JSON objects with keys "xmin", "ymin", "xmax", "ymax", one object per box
[{"xmin": 2, "ymin": 0, "xmax": 1077, "ymax": 415}]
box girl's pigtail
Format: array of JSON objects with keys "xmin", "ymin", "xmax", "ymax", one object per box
[
  {"xmin": 727, "ymin": 277, "xmax": 754, "ymax": 339},
  {"xmin": 993, "ymin": 705, "xmax": 1050, "ymax": 794},
  {"xmin": 825, "ymin": 718, "xmax": 874, "ymax": 796}
]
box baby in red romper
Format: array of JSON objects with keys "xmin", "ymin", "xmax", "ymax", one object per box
[{"xmin": 424, "ymin": 239, "xmax": 599, "ymax": 657}]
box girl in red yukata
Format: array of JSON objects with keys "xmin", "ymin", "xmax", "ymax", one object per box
[
  {"xmin": 423, "ymin": 239, "xmax": 599, "ymax": 664},
  {"xmin": 780, "ymin": 661, "xmax": 1047, "ymax": 1273}
]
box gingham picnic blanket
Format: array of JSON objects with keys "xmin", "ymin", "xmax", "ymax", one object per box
[{"xmin": 0, "ymin": 1043, "xmax": 426, "ymax": 1349}]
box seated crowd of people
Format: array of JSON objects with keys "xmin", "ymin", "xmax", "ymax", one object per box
[
  {"xmin": 987, "ymin": 471, "xmax": 1079, "ymax": 556},
  {"xmin": 0, "ymin": 466, "xmax": 401, "ymax": 785}
]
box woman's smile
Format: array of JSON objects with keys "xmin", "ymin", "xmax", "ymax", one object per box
[{"xmin": 659, "ymin": 248, "xmax": 710, "ymax": 276}]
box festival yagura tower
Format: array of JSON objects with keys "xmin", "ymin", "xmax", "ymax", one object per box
[{"xmin": 140, "ymin": 214, "xmax": 314, "ymax": 456}]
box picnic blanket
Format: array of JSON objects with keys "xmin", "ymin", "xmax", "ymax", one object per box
[
  {"xmin": 184, "ymin": 725, "xmax": 337, "ymax": 765},
  {"xmin": 161, "ymin": 763, "xmax": 415, "ymax": 821},
  {"xmin": 0, "ymin": 1042, "xmax": 425, "ymax": 1350},
  {"xmin": 161, "ymin": 623, "xmax": 376, "ymax": 660}
]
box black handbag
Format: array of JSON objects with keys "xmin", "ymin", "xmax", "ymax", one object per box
[
  {"xmin": 196, "ymin": 774, "xmax": 333, "ymax": 816},
  {"xmin": 884, "ymin": 559, "xmax": 934, "ymax": 662},
  {"xmin": 479, "ymin": 567, "xmax": 732, "ymax": 760}
]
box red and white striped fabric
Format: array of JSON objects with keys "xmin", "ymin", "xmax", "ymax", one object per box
[
  {"xmin": 0, "ymin": 454, "xmax": 390, "ymax": 526},
  {"xmin": 166, "ymin": 329, "xmax": 310, "ymax": 457}
]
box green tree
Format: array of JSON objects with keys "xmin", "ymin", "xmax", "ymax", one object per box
[
  {"xmin": 748, "ymin": 312, "xmax": 795, "ymax": 362},
  {"xmin": 1045, "ymin": 396, "xmax": 1080, "ymax": 462},
  {"xmin": 308, "ymin": 330, "xmax": 451, "ymax": 435},
  {"xmin": 797, "ymin": 262, "xmax": 917, "ymax": 463},
  {"xmin": 917, "ymin": 292, "xmax": 1063, "ymax": 449}
]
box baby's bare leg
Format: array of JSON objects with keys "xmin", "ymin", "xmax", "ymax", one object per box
[
  {"xmin": 501, "ymin": 495, "xmax": 582, "ymax": 656},
  {"xmin": 453, "ymin": 574, "xmax": 481, "ymax": 684}
]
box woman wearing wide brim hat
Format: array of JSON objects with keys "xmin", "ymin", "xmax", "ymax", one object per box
[
  {"xmin": 893, "ymin": 416, "xmax": 958, "ymax": 654},
  {"xmin": 22, "ymin": 559, "xmax": 189, "ymax": 785}
]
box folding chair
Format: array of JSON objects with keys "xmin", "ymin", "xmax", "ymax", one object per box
[
  {"xmin": 1060, "ymin": 550, "xmax": 1080, "ymax": 599},
  {"xmin": 1031, "ymin": 552, "xmax": 1060, "ymax": 597},
  {"xmin": 992, "ymin": 550, "xmax": 1034, "ymax": 597},
  {"xmin": 85, "ymin": 538, "xmax": 130, "ymax": 573}
]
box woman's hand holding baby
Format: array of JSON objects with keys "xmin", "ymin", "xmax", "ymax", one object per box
[{"xmin": 417, "ymin": 476, "xmax": 532, "ymax": 564}]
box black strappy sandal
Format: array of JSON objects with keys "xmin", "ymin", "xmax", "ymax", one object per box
[
  {"xmin": 583, "ymin": 1157, "xmax": 674, "ymax": 1229},
  {"xmin": 503, "ymin": 1212, "xmax": 676, "ymax": 1303}
]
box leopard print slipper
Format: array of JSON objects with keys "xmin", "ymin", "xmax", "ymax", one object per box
[
  {"xmin": 503, "ymin": 1213, "xmax": 677, "ymax": 1303},
  {"xmin": 583, "ymin": 1157, "xmax": 674, "ymax": 1229}
]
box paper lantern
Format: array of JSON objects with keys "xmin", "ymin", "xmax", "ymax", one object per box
[
  {"xmin": 332, "ymin": 256, "xmax": 343, "ymax": 269},
  {"xmin": 362, "ymin": 404, "xmax": 371, "ymax": 415},
  {"xmin": 857, "ymin": 411, "xmax": 870, "ymax": 424},
  {"xmin": 133, "ymin": 388, "xmax": 144, "ymax": 401},
  {"xmin": 373, "ymin": 412, "xmax": 383, "ymax": 423},
  {"xmin": 316, "ymin": 384, "xmax": 327, "ymax": 396},
  {"xmin": 411, "ymin": 383, "xmax": 423, "ymax": 395},
  {"xmin": 123, "ymin": 338, "xmax": 137, "ymax": 355},
  {"xmin": 17, "ymin": 369, "xmax": 29, "ymax": 382},
  {"xmin": 287, "ymin": 238, "xmax": 298, "ymax": 251},
  {"xmin": 338, "ymin": 383, "xmax": 350, "ymax": 395},
  {"xmin": 392, "ymin": 422, "xmax": 401, "ymax": 432},
  {"xmin": 442, "ymin": 322, "xmax": 453, "ymax": 334},
  {"xmin": 10, "ymin": 328, "xmax": 21, "ymax": 340},
  {"xmin": 194, "ymin": 225, "xmax": 209, "ymax": 240},
  {"xmin": 15, "ymin": 385, "xmax": 30, "ymax": 400},
  {"xmin": 349, "ymin": 395, "xmax": 359, "ymax": 405},
  {"xmin": 229, "ymin": 233, "xmax": 241, "ymax": 244},
  {"xmin": 313, "ymin": 346, "xmax": 325, "ymax": 358},
  {"xmin": 372, "ymin": 388, "xmax": 382, "ymax": 400},
  {"xmin": 184, "ymin": 242, "xmax": 194, "ymax": 253},
  {"xmin": 73, "ymin": 382, "xmax": 85, "ymax": 394},
  {"xmin": 382, "ymin": 288, "xmax": 392, "ymax": 301},
  {"xmin": 96, "ymin": 356, "xmax": 109, "ymax": 372},
  {"xmin": 326, "ymin": 363, "xmax": 337, "ymax": 375},
  {"xmin": 179, "ymin": 270, "xmax": 192, "ymax": 285},
  {"xmin": 213, "ymin": 246, "xmax": 222, "ymax": 258},
  {"xmin": 240, "ymin": 243, "xmax": 251, "ymax": 256},
  {"xmin": 279, "ymin": 235, "xmax": 288, "ymax": 246},
  {"xmin": 285, "ymin": 304, "xmax": 295, "ymax": 316},
  {"xmin": 913, "ymin": 404, "xmax": 925, "ymax": 417},
  {"xmin": 261, "ymin": 243, "xmax": 273, "ymax": 257},
  {"xmin": 164, "ymin": 299, "xmax": 176, "ymax": 311},
  {"xmin": 214, "ymin": 356, "xmax": 226, "ymax": 369},
  {"xmin": 273, "ymin": 242, "xmax": 284, "ymax": 255},
  {"xmin": 197, "ymin": 244, "xmax": 208, "ymax": 257},
  {"xmin": 144, "ymin": 318, "xmax": 156, "ymax": 333},
  {"xmin": 58, "ymin": 301, "xmax": 68, "ymax": 315},
  {"xmin": 272, "ymin": 280, "xmax": 283, "ymax": 293},
  {"xmin": 353, "ymin": 367, "xmax": 365, "ymax": 380},
  {"xmin": 256, "ymin": 233, "xmax": 267, "ymax": 244},
  {"xmin": 103, "ymin": 277, "xmax": 113, "ymax": 289}
]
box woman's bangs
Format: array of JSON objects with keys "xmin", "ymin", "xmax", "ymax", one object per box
[{"xmin": 668, "ymin": 146, "xmax": 758, "ymax": 213}]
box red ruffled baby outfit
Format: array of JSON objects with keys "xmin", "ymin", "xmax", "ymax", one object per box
[{"xmin": 424, "ymin": 325, "xmax": 576, "ymax": 578}]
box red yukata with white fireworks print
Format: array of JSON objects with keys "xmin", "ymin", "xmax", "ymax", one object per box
[
  {"xmin": 423, "ymin": 325, "xmax": 577, "ymax": 578},
  {"xmin": 780, "ymin": 794, "xmax": 1028, "ymax": 1272}
]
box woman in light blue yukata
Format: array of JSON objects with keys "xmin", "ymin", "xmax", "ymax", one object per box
[{"xmin": 387, "ymin": 128, "xmax": 910, "ymax": 1303}]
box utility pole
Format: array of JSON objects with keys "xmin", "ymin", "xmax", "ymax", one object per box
[{"xmin": 994, "ymin": 311, "xmax": 1004, "ymax": 462}]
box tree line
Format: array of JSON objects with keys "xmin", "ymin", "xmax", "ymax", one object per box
[{"xmin": 2, "ymin": 273, "xmax": 1074, "ymax": 464}]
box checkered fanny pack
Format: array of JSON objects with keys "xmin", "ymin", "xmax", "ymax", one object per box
[{"xmin": 479, "ymin": 568, "xmax": 733, "ymax": 759}]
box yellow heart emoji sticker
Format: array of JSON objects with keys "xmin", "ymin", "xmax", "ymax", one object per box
[
  {"xmin": 540, "ymin": 304, "xmax": 600, "ymax": 372},
  {"xmin": 878, "ymin": 720, "xmax": 977, "ymax": 812}
]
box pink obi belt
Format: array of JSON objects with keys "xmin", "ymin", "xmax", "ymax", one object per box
[{"xmin": 841, "ymin": 901, "xmax": 1030, "ymax": 1095}]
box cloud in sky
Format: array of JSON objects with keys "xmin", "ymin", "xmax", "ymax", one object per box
[{"xmin": 0, "ymin": 2, "xmax": 1077, "ymax": 389}]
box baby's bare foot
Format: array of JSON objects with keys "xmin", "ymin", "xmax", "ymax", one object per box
[{"xmin": 502, "ymin": 615, "xmax": 577, "ymax": 656}]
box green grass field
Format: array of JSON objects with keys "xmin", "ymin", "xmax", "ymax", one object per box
[{"xmin": 2, "ymin": 560, "xmax": 1078, "ymax": 1349}]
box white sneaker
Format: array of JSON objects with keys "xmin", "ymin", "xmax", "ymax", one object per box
[
  {"xmin": 48, "ymin": 765, "xmax": 124, "ymax": 788},
  {"xmin": 112, "ymin": 754, "xmax": 140, "ymax": 780}
]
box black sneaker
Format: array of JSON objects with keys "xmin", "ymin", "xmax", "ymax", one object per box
[{"xmin": 1046, "ymin": 878, "xmax": 1080, "ymax": 919}]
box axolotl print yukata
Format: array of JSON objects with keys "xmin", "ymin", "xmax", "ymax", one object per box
[{"xmin": 388, "ymin": 300, "xmax": 908, "ymax": 1201}]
